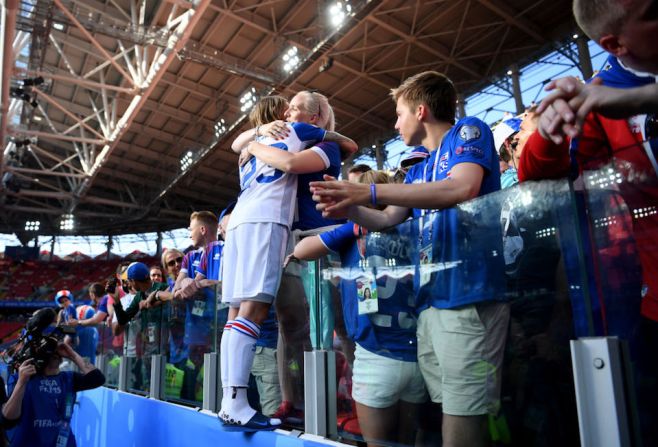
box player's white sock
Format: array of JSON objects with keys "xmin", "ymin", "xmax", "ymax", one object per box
[
  {"xmin": 226, "ymin": 317, "xmax": 260, "ymax": 423},
  {"xmin": 219, "ymin": 320, "xmax": 233, "ymax": 416}
]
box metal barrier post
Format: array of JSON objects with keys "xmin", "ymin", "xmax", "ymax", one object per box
[
  {"xmin": 149, "ymin": 354, "xmax": 166, "ymax": 399},
  {"xmin": 203, "ymin": 352, "xmax": 219, "ymax": 412},
  {"xmin": 571, "ymin": 337, "xmax": 632, "ymax": 447},
  {"xmin": 118, "ymin": 356, "xmax": 129, "ymax": 391},
  {"xmin": 304, "ymin": 350, "xmax": 337, "ymax": 438}
]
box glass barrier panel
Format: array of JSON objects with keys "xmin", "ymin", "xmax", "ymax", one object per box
[
  {"xmin": 125, "ymin": 312, "xmax": 148, "ymax": 395},
  {"xmin": 96, "ymin": 323, "xmax": 119, "ymax": 387},
  {"xmin": 577, "ymin": 137, "xmax": 658, "ymax": 446},
  {"xmin": 316, "ymin": 178, "xmax": 587, "ymax": 446},
  {"xmin": 163, "ymin": 282, "xmax": 220, "ymax": 406}
]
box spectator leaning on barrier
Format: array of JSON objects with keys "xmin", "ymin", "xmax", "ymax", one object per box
[
  {"xmin": 519, "ymin": 0, "xmax": 658, "ymax": 442},
  {"xmin": 310, "ymin": 70, "xmax": 507, "ymax": 447},
  {"xmin": 112, "ymin": 262, "xmax": 169, "ymax": 329},
  {"xmin": 291, "ymin": 169, "xmax": 427, "ymax": 446},
  {"xmin": 520, "ymin": 0, "xmax": 658, "ymax": 341}
]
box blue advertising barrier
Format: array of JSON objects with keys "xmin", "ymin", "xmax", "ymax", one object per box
[{"xmin": 72, "ymin": 387, "xmax": 332, "ymax": 447}]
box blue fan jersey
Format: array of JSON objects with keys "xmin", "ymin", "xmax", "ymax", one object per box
[
  {"xmin": 180, "ymin": 248, "xmax": 208, "ymax": 345},
  {"xmin": 404, "ymin": 116, "xmax": 505, "ymax": 311},
  {"xmin": 320, "ymin": 222, "xmax": 418, "ymax": 362}
]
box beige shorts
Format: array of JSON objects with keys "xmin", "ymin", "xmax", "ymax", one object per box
[
  {"xmin": 352, "ymin": 344, "xmax": 428, "ymax": 409},
  {"xmin": 416, "ymin": 302, "xmax": 510, "ymax": 416}
]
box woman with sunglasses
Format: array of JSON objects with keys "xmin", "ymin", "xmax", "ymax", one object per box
[{"xmin": 161, "ymin": 249, "xmax": 184, "ymax": 291}]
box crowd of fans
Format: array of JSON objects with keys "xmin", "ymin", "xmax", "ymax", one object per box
[{"xmin": 1, "ymin": 0, "xmax": 657, "ymax": 446}]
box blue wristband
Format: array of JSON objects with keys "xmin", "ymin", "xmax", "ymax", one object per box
[{"xmin": 370, "ymin": 183, "xmax": 377, "ymax": 206}]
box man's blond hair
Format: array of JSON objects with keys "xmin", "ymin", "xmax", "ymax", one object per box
[
  {"xmin": 573, "ymin": 0, "xmax": 628, "ymax": 41},
  {"xmin": 390, "ymin": 71, "xmax": 457, "ymax": 124},
  {"xmin": 190, "ymin": 211, "xmax": 218, "ymax": 231}
]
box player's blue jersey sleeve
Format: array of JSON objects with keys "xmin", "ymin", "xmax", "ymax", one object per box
[
  {"xmin": 447, "ymin": 117, "xmax": 495, "ymax": 173},
  {"xmin": 319, "ymin": 222, "xmax": 357, "ymax": 253},
  {"xmin": 292, "ymin": 122, "xmax": 326, "ymax": 144},
  {"xmin": 309, "ymin": 141, "xmax": 339, "ymax": 169},
  {"xmin": 97, "ymin": 296, "xmax": 109, "ymax": 314}
]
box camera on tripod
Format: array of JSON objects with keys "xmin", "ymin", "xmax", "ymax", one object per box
[{"xmin": 2, "ymin": 307, "xmax": 76, "ymax": 372}]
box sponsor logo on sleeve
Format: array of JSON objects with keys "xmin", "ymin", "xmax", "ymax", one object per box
[{"xmin": 455, "ymin": 146, "xmax": 484, "ymax": 158}]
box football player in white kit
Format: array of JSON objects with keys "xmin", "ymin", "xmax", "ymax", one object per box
[{"xmin": 220, "ymin": 95, "xmax": 356, "ymax": 431}]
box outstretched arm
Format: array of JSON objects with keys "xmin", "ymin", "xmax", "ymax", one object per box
[
  {"xmin": 311, "ymin": 163, "xmax": 484, "ymax": 217},
  {"xmin": 291, "ymin": 235, "xmax": 330, "ymax": 261}
]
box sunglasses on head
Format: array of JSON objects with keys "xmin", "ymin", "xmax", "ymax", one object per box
[{"xmin": 167, "ymin": 256, "xmax": 183, "ymax": 267}]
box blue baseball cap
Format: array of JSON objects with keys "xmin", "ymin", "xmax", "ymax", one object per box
[
  {"xmin": 126, "ymin": 262, "xmax": 150, "ymax": 281},
  {"xmin": 55, "ymin": 289, "xmax": 72, "ymax": 304},
  {"xmin": 493, "ymin": 117, "xmax": 522, "ymax": 153}
]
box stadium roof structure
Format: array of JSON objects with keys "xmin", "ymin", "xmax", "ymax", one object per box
[{"xmin": 1, "ymin": 0, "xmax": 578, "ymax": 236}]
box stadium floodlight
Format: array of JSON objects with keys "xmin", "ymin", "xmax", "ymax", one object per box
[
  {"xmin": 60, "ymin": 214, "xmax": 75, "ymax": 231},
  {"xmin": 329, "ymin": 1, "xmax": 352, "ymax": 27},
  {"xmin": 24, "ymin": 220, "xmax": 40, "ymax": 232},
  {"xmin": 239, "ymin": 88, "xmax": 257, "ymax": 113},
  {"xmin": 180, "ymin": 150, "xmax": 194, "ymax": 171},
  {"xmin": 214, "ymin": 119, "xmax": 227, "ymax": 138},
  {"xmin": 53, "ymin": 22, "xmax": 66, "ymax": 31},
  {"xmin": 282, "ymin": 46, "xmax": 300, "ymax": 73}
]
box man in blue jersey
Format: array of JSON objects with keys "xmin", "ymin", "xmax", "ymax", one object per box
[
  {"xmin": 174, "ymin": 212, "xmax": 221, "ymax": 350},
  {"xmin": 311, "ymin": 71, "xmax": 508, "ymax": 447},
  {"xmin": 2, "ymin": 341, "xmax": 105, "ymax": 447}
]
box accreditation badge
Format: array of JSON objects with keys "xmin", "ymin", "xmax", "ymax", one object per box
[
  {"xmin": 357, "ymin": 275, "xmax": 378, "ymax": 315},
  {"xmin": 192, "ymin": 299, "xmax": 206, "ymax": 317}
]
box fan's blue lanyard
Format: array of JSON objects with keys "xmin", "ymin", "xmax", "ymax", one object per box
[{"xmin": 418, "ymin": 151, "xmax": 439, "ymax": 245}]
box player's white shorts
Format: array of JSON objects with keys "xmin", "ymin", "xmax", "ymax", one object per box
[
  {"xmin": 351, "ymin": 344, "xmax": 428, "ymax": 408},
  {"xmin": 222, "ymin": 222, "xmax": 288, "ymax": 305}
]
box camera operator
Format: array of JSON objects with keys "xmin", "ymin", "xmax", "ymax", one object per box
[{"xmin": 1, "ymin": 342, "xmax": 105, "ymax": 447}]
